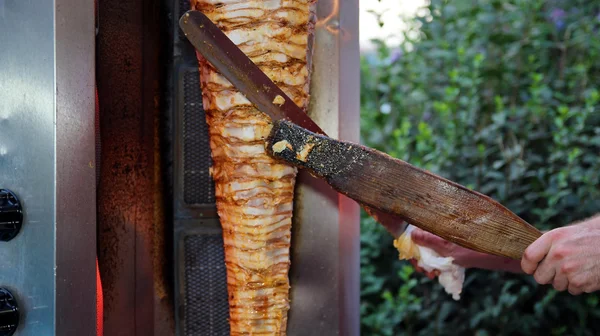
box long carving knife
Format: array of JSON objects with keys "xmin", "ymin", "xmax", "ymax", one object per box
[{"xmin": 179, "ymin": 10, "xmax": 542, "ymax": 259}]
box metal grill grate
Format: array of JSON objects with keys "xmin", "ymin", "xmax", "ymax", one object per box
[
  {"xmin": 175, "ymin": 0, "xmax": 229, "ymax": 335},
  {"xmin": 183, "ymin": 234, "xmax": 230, "ymax": 335},
  {"xmin": 182, "ymin": 69, "xmax": 215, "ymax": 205}
]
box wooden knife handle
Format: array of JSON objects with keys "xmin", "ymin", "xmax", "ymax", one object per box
[{"xmin": 266, "ymin": 120, "xmax": 543, "ymax": 259}]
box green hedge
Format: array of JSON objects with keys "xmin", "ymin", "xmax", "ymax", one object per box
[{"xmin": 359, "ymin": 0, "xmax": 600, "ymax": 335}]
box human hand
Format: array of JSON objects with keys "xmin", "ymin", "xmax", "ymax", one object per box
[
  {"xmin": 521, "ymin": 215, "xmax": 600, "ymax": 295},
  {"xmin": 411, "ymin": 228, "xmax": 523, "ymax": 273},
  {"xmin": 411, "ymin": 228, "xmax": 486, "ymax": 269},
  {"xmin": 398, "ymin": 227, "xmax": 466, "ymax": 300},
  {"xmin": 408, "ymin": 259, "xmax": 440, "ymax": 279}
]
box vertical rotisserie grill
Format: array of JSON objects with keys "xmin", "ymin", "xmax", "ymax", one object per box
[{"xmin": 0, "ymin": 0, "xmax": 359, "ymax": 334}]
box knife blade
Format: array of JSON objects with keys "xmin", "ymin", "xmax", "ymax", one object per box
[
  {"xmin": 179, "ymin": 9, "xmax": 408, "ymax": 238},
  {"xmin": 179, "ymin": 10, "xmax": 325, "ymax": 136},
  {"xmin": 178, "ymin": 10, "xmax": 543, "ymax": 259}
]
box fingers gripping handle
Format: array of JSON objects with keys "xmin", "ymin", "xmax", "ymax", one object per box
[{"xmin": 266, "ymin": 120, "xmax": 542, "ymax": 259}]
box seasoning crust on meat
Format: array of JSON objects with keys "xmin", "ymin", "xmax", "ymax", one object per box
[{"xmin": 190, "ymin": 0, "xmax": 317, "ymax": 334}]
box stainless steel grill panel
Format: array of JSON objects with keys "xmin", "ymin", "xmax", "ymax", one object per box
[{"xmin": 0, "ymin": 1, "xmax": 97, "ymax": 334}]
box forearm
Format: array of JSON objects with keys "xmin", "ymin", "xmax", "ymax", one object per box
[{"xmin": 462, "ymin": 251, "xmax": 524, "ymax": 273}]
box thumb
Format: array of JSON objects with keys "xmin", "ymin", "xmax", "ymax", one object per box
[{"xmin": 521, "ymin": 230, "xmax": 554, "ymax": 274}]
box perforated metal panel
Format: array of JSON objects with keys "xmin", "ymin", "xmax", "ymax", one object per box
[
  {"xmin": 169, "ymin": 0, "xmax": 230, "ymax": 335},
  {"xmin": 182, "ymin": 70, "xmax": 214, "ymax": 205},
  {"xmin": 183, "ymin": 234, "xmax": 230, "ymax": 336}
]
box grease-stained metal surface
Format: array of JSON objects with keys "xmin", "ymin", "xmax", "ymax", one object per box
[
  {"xmin": 55, "ymin": 1, "xmax": 98, "ymax": 334},
  {"xmin": 286, "ymin": 0, "xmax": 361, "ymax": 335},
  {"xmin": 97, "ymin": 0, "xmax": 171, "ymax": 335}
]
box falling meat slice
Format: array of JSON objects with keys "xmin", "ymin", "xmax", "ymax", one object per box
[
  {"xmin": 190, "ymin": 0, "xmax": 317, "ymax": 334},
  {"xmin": 394, "ymin": 225, "xmax": 465, "ymax": 300}
]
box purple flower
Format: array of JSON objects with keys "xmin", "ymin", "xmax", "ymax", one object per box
[
  {"xmin": 550, "ymin": 8, "xmax": 566, "ymax": 20},
  {"xmin": 549, "ymin": 8, "xmax": 566, "ymax": 29},
  {"xmin": 387, "ymin": 49, "xmax": 403, "ymax": 64}
]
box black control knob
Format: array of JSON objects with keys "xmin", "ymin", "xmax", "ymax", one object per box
[
  {"xmin": 0, "ymin": 189, "xmax": 23, "ymax": 242},
  {"xmin": 0, "ymin": 288, "xmax": 19, "ymax": 336}
]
